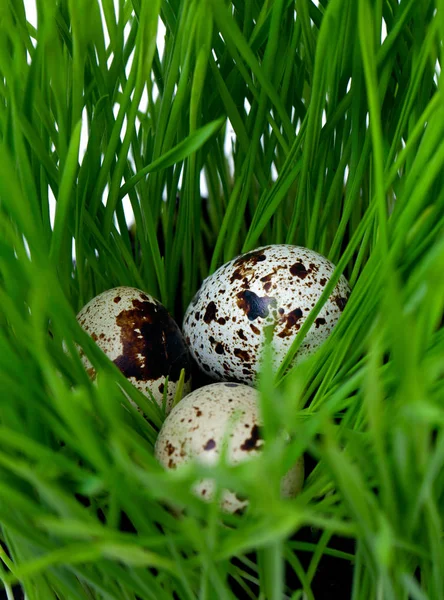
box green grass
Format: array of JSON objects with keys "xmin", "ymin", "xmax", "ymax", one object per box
[{"xmin": 0, "ymin": 0, "xmax": 444, "ymax": 598}]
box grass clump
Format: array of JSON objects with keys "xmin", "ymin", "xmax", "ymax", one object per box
[{"xmin": 0, "ymin": 0, "xmax": 444, "ymax": 598}]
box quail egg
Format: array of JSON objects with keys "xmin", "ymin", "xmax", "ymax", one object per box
[
  {"xmin": 183, "ymin": 245, "xmax": 350, "ymax": 383},
  {"xmin": 77, "ymin": 286, "xmax": 192, "ymax": 412},
  {"xmin": 155, "ymin": 382, "xmax": 304, "ymax": 513}
]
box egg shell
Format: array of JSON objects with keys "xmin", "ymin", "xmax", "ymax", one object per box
[
  {"xmin": 76, "ymin": 286, "xmax": 192, "ymax": 412},
  {"xmin": 183, "ymin": 245, "xmax": 350, "ymax": 383},
  {"xmin": 155, "ymin": 382, "xmax": 304, "ymax": 513}
]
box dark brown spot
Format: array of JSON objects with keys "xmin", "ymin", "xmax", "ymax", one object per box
[
  {"xmin": 335, "ymin": 296, "xmax": 348, "ymax": 311},
  {"xmin": 286, "ymin": 308, "xmax": 303, "ymax": 327},
  {"xmin": 158, "ymin": 383, "xmax": 165, "ymax": 394},
  {"xmin": 194, "ymin": 406, "xmax": 202, "ymax": 417},
  {"xmin": 209, "ymin": 336, "xmax": 215, "ymax": 344},
  {"xmin": 99, "ymin": 333, "xmax": 105, "ymax": 339},
  {"xmin": 278, "ymin": 308, "xmax": 303, "ymax": 338},
  {"xmin": 315, "ymin": 317, "xmax": 326, "ymax": 328},
  {"xmin": 112, "ymin": 298, "xmax": 191, "ymax": 383},
  {"xmin": 218, "ymin": 317, "xmax": 226, "ymax": 325},
  {"xmin": 320, "ymin": 277, "xmax": 327, "ymax": 286},
  {"xmin": 240, "ymin": 424, "xmax": 262, "ymax": 451},
  {"xmin": 166, "ymin": 442, "xmax": 175, "ymax": 456},
  {"xmin": 230, "ymin": 269, "xmax": 243, "ymax": 283},
  {"xmin": 91, "ymin": 332, "xmax": 98, "ymax": 342},
  {"xmin": 114, "ymin": 296, "xmax": 121, "ymax": 303},
  {"xmin": 195, "ymin": 311, "xmax": 200, "ymax": 320},
  {"xmin": 309, "ymin": 263, "xmax": 319, "ymax": 272},
  {"xmin": 168, "ymin": 459, "xmax": 176, "ymax": 469},
  {"xmin": 203, "ymin": 301, "xmax": 218, "ymax": 324},
  {"xmin": 215, "ymin": 343, "xmax": 224, "ymax": 354},
  {"xmin": 260, "ymin": 274, "xmax": 273, "ymax": 294},
  {"xmin": 234, "ymin": 348, "xmax": 250, "ymax": 362},
  {"xmin": 250, "ymin": 324, "xmax": 260, "ymax": 335},
  {"xmin": 238, "ymin": 329, "xmax": 247, "ymax": 341},
  {"xmin": 236, "ymin": 290, "xmax": 276, "ymax": 321},
  {"xmin": 290, "ymin": 262, "xmax": 309, "ymax": 279},
  {"xmin": 203, "ymin": 439, "xmax": 216, "ymax": 451},
  {"xmin": 233, "ymin": 248, "xmax": 267, "ymax": 268}
]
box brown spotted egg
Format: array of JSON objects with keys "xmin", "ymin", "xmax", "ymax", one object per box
[
  {"xmin": 77, "ymin": 286, "xmax": 192, "ymax": 412},
  {"xmin": 155, "ymin": 382, "xmax": 304, "ymax": 513},
  {"xmin": 183, "ymin": 245, "xmax": 350, "ymax": 383}
]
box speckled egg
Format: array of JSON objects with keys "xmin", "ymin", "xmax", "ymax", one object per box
[
  {"xmin": 183, "ymin": 245, "xmax": 350, "ymax": 383},
  {"xmin": 77, "ymin": 286, "xmax": 192, "ymax": 412},
  {"xmin": 155, "ymin": 382, "xmax": 304, "ymax": 513}
]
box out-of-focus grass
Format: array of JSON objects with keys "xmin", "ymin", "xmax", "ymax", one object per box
[{"xmin": 0, "ymin": 0, "xmax": 443, "ymax": 598}]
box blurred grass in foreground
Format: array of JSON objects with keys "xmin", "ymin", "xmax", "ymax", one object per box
[{"xmin": 0, "ymin": 0, "xmax": 444, "ymax": 598}]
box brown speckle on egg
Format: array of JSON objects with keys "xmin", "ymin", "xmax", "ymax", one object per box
[
  {"xmin": 290, "ymin": 262, "xmax": 309, "ymax": 278},
  {"xmin": 203, "ymin": 301, "xmax": 218, "ymax": 324},
  {"xmin": 334, "ymin": 296, "xmax": 348, "ymax": 311},
  {"xmin": 234, "ymin": 348, "xmax": 250, "ymax": 362}
]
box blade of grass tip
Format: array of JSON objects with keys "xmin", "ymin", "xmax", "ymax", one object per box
[{"xmin": 172, "ymin": 369, "xmax": 187, "ymax": 409}]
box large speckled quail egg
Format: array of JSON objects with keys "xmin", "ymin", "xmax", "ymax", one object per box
[
  {"xmin": 77, "ymin": 286, "xmax": 192, "ymax": 412},
  {"xmin": 183, "ymin": 245, "xmax": 350, "ymax": 383},
  {"xmin": 155, "ymin": 382, "xmax": 304, "ymax": 513}
]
